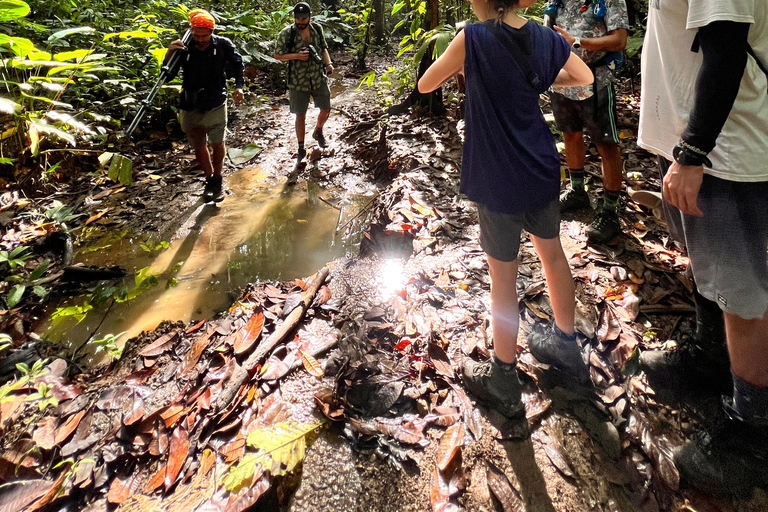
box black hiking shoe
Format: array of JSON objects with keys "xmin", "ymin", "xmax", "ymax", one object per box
[
  {"xmin": 312, "ymin": 128, "xmax": 327, "ymax": 148},
  {"xmin": 203, "ymin": 175, "xmax": 224, "ymax": 203},
  {"xmin": 639, "ymin": 336, "xmax": 731, "ymax": 395},
  {"xmin": 297, "ymin": 146, "xmax": 306, "ymax": 162},
  {"xmin": 675, "ymin": 413, "xmax": 768, "ymax": 498},
  {"xmin": 585, "ymin": 209, "xmax": 621, "ymax": 244},
  {"xmin": 461, "ymin": 358, "xmax": 529, "ymax": 438},
  {"xmin": 559, "ymin": 187, "xmax": 590, "ymax": 212},
  {"xmin": 527, "ymin": 322, "xmax": 590, "ymax": 384}
]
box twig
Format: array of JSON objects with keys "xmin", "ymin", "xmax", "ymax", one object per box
[
  {"xmin": 639, "ymin": 304, "xmax": 695, "ymax": 315},
  {"xmin": 337, "ymin": 193, "xmax": 379, "ymax": 233},
  {"xmin": 318, "ymin": 195, "xmax": 340, "ymax": 211}
]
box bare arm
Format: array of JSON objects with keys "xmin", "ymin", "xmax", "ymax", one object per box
[
  {"xmin": 418, "ymin": 31, "xmax": 466, "ymax": 93},
  {"xmin": 553, "ymin": 52, "xmax": 593, "ymax": 87},
  {"xmin": 554, "ymin": 27, "xmax": 628, "ymax": 52}
]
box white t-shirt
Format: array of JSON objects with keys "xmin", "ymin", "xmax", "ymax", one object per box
[{"xmin": 638, "ymin": 0, "xmax": 768, "ymax": 182}]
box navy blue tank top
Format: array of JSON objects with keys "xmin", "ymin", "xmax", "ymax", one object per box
[{"xmin": 462, "ymin": 21, "xmax": 570, "ymax": 214}]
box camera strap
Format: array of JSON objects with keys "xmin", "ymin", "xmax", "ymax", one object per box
[{"xmin": 482, "ymin": 21, "xmax": 542, "ymax": 92}]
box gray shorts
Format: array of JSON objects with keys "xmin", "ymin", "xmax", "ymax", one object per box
[
  {"xmin": 289, "ymin": 83, "xmax": 331, "ymax": 114},
  {"xmin": 550, "ymin": 82, "xmax": 619, "ymax": 144},
  {"xmin": 658, "ymin": 156, "xmax": 768, "ymax": 319},
  {"xmin": 477, "ymin": 199, "xmax": 561, "ymax": 262},
  {"xmin": 179, "ymin": 103, "xmax": 227, "ymax": 150}
]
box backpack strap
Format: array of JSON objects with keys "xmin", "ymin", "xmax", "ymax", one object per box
[{"xmin": 482, "ymin": 21, "xmax": 542, "ymax": 92}]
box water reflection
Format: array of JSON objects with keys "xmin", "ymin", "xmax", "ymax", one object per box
[{"xmin": 40, "ymin": 166, "xmax": 373, "ymax": 361}]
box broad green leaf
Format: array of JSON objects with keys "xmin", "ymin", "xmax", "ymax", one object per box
[
  {"xmin": 7, "ymin": 284, "xmax": 25, "ymax": 308},
  {"xmin": 245, "ymin": 419, "xmax": 325, "ymax": 477},
  {"xmin": 391, "ymin": 2, "xmax": 405, "ymax": 15},
  {"xmin": 118, "ymin": 156, "xmax": 133, "ymax": 186},
  {"xmin": 0, "ymin": 157, "xmax": 15, "ymax": 165},
  {"xmin": 150, "ymin": 48, "xmax": 166, "ymax": 68},
  {"xmin": 227, "ymin": 144, "xmax": 261, "ymax": 165},
  {"xmin": 98, "ymin": 152, "xmax": 114, "ymax": 168},
  {"xmin": 27, "ymin": 51, "xmax": 52, "ymax": 60},
  {"xmin": 0, "ymin": 0, "xmax": 30, "ymax": 22},
  {"xmin": 53, "ymin": 49, "xmax": 94, "ymax": 62},
  {"xmin": 33, "ymin": 123, "xmax": 76, "ymax": 146},
  {"xmin": 29, "ymin": 259, "xmax": 50, "ymax": 281},
  {"xmin": 0, "ymin": 34, "xmax": 37, "ymax": 57},
  {"xmin": 103, "ymin": 30, "xmax": 159, "ymax": 41},
  {"xmin": 46, "ymin": 111, "xmax": 93, "ymax": 134},
  {"xmin": 47, "ymin": 27, "xmax": 95, "ymax": 42},
  {"xmin": 433, "ymin": 31, "xmax": 452, "ymax": 59}
]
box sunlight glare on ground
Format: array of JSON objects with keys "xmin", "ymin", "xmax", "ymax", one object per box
[{"xmin": 377, "ymin": 258, "xmax": 407, "ymax": 300}]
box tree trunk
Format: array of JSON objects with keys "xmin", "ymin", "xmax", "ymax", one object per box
[{"xmin": 373, "ymin": 0, "xmax": 386, "ymax": 45}]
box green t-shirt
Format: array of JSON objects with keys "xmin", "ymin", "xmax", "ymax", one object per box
[{"xmin": 275, "ymin": 23, "xmax": 328, "ymax": 92}]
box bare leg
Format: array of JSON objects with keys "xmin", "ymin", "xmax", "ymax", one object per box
[
  {"xmin": 194, "ymin": 146, "xmax": 214, "ymax": 178},
  {"xmin": 487, "ymin": 255, "xmax": 520, "ymax": 364},
  {"xmin": 295, "ymin": 113, "xmax": 306, "ymax": 144},
  {"xmin": 211, "ymin": 142, "xmax": 226, "ymax": 177},
  {"xmin": 563, "ymin": 131, "xmax": 586, "ymax": 170},
  {"xmin": 725, "ymin": 309, "xmax": 768, "ymax": 387},
  {"xmin": 595, "ymin": 142, "xmax": 623, "ymax": 193},
  {"xmin": 315, "ymin": 108, "xmax": 331, "ymax": 131},
  {"xmin": 529, "ymin": 235, "xmax": 575, "ymax": 334}
]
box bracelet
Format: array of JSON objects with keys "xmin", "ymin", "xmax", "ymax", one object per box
[
  {"xmin": 673, "ymin": 143, "xmax": 712, "ymax": 168},
  {"xmin": 679, "ymin": 140, "xmax": 708, "ymax": 156}
]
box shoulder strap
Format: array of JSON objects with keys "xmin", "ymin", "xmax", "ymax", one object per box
[
  {"xmin": 310, "ymin": 22, "xmax": 327, "ymax": 49},
  {"xmin": 482, "ymin": 21, "xmax": 541, "ymax": 91}
]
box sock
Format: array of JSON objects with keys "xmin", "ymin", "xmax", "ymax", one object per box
[
  {"xmin": 693, "ymin": 286, "xmax": 726, "ymax": 347},
  {"xmin": 553, "ymin": 323, "xmax": 577, "ymax": 342},
  {"xmin": 569, "ymin": 168, "xmax": 585, "ymax": 191},
  {"xmin": 492, "ymin": 352, "xmax": 517, "ymax": 372},
  {"xmin": 729, "ymin": 372, "xmax": 768, "ymax": 426},
  {"xmin": 602, "ymin": 190, "xmax": 620, "ymax": 213},
  {"xmin": 298, "ymin": 141, "xmax": 305, "ymax": 150}
]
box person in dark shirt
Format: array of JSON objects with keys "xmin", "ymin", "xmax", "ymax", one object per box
[
  {"xmin": 165, "ymin": 9, "xmax": 244, "ymax": 202},
  {"xmin": 419, "ymin": 0, "xmax": 593, "ymax": 437}
]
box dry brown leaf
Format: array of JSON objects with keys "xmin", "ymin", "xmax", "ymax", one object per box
[
  {"xmin": 54, "ymin": 410, "xmax": 86, "ymax": 445},
  {"xmin": 486, "ymin": 461, "xmax": 524, "ymax": 512},
  {"xmin": 32, "ymin": 417, "xmax": 57, "ymax": 451},
  {"xmin": 140, "ymin": 332, "xmax": 179, "ymax": 357},
  {"xmin": 165, "ymin": 423, "xmax": 189, "ymax": 490},
  {"xmin": 107, "ymin": 472, "xmax": 138, "ymax": 505},
  {"xmin": 300, "ymin": 350, "xmax": 324, "ymax": 378},
  {"xmin": 596, "ymin": 304, "xmax": 621, "ymax": 345},
  {"xmin": 143, "ymin": 464, "xmax": 166, "ymax": 493},
  {"xmin": 427, "ymin": 342, "xmax": 454, "ymax": 379},
  {"xmin": 436, "ymin": 424, "xmax": 465, "ymax": 471},
  {"xmin": 232, "ymin": 311, "xmax": 265, "ymax": 355}
]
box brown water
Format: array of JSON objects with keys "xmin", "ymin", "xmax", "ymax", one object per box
[{"xmin": 40, "ymin": 165, "xmax": 374, "ymax": 363}]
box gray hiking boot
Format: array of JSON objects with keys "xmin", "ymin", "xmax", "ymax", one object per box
[
  {"xmin": 559, "ymin": 187, "xmax": 590, "ymax": 212},
  {"xmin": 527, "ymin": 322, "xmax": 590, "ymax": 383},
  {"xmin": 461, "ymin": 358, "xmax": 528, "ymax": 429}
]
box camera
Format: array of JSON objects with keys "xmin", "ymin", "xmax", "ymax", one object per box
[{"xmin": 304, "ymin": 45, "xmax": 322, "ymax": 64}]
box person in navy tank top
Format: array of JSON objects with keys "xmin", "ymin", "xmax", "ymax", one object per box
[{"xmin": 419, "ymin": 0, "xmax": 593, "ymax": 437}]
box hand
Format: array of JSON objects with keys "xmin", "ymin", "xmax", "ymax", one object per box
[
  {"xmin": 168, "ymin": 39, "xmax": 186, "ymax": 51},
  {"xmin": 233, "ymin": 88, "xmax": 244, "ymax": 104},
  {"xmin": 296, "ymin": 50, "xmax": 309, "ymax": 62},
  {"xmin": 553, "ymin": 26, "xmax": 575, "ymax": 46},
  {"xmin": 324, "ymin": 63, "xmax": 333, "ymax": 76},
  {"xmin": 662, "ymin": 161, "xmax": 704, "ymax": 217}
]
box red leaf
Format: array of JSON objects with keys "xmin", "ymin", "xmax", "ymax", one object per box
[
  {"xmin": 165, "ymin": 424, "xmax": 189, "ymax": 490},
  {"xmin": 232, "ymin": 311, "xmax": 265, "ymax": 355},
  {"xmin": 107, "ymin": 472, "xmax": 138, "ymax": 505},
  {"xmin": 143, "ymin": 464, "xmax": 166, "ymax": 493}
]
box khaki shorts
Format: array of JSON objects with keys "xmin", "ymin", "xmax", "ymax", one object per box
[
  {"xmin": 179, "ymin": 103, "xmax": 227, "ymax": 150},
  {"xmin": 477, "ymin": 199, "xmax": 561, "ymax": 262},
  {"xmin": 289, "ymin": 83, "xmax": 331, "ymax": 115}
]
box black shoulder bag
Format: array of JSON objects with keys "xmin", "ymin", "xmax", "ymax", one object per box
[{"xmin": 482, "ymin": 20, "xmax": 542, "ymax": 92}]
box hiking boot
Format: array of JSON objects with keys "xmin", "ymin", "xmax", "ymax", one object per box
[
  {"xmin": 639, "ymin": 336, "xmax": 731, "ymax": 395},
  {"xmin": 585, "ymin": 209, "xmax": 621, "ymax": 244},
  {"xmin": 559, "ymin": 187, "xmax": 590, "ymax": 212},
  {"xmin": 675, "ymin": 414, "xmax": 768, "ymax": 497},
  {"xmin": 312, "ymin": 128, "xmax": 327, "ymax": 148},
  {"xmin": 203, "ymin": 175, "xmax": 224, "ymax": 203},
  {"xmin": 297, "ymin": 146, "xmax": 306, "ymax": 162},
  {"xmin": 527, "ymin": 322, "xmax": 590, "ymax": 383},
  {"xmin": 461, "ymin": 358, "xmax": 527, "ymax": 425}
]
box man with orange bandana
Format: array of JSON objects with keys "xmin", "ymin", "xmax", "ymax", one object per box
[{"xmin": 165, "ymin": 9, "xmax": 244, "ymax": 202}]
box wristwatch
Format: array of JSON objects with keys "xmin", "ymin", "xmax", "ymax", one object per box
[
  {"xmin": 672, "ymin": 143, "xmax": 712, "ymax": 168},
  {"xmin": 572, "ymin": 37, "xmax": 581, "ymax": 49}
]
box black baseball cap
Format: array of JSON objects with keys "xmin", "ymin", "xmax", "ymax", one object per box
[{"xmin": 293, "ymin": 2, "xmax": 311, "ymax": 18}]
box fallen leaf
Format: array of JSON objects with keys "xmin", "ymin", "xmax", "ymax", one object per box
[
  {"xmin": 428, "ymin": 341, "xmax": 455, "ymax": 379},
  {"xmin": 486, "ymin": 461, "xmax": 524, "ymax": 512},
  {"xmin": 165, "ymin": 423, "xmax": 189, "ymax": 490},
  {"xmin": 436, "ymin": 424, "xmax": 465, "ymax": 471},
  {"xmin": 140, "ymin": 332, "xmax": 179, "ymax": 357},
  {"xmin": 232, "ymin": 311, "xmax": 264, "ymax": 355},
  {"xmin": 54, "ymin": 410, "xmax": 87, "ymax": 445},
  {"xmin": 300, "ymin": 350, "xmax": 324, "ymax": 378}
]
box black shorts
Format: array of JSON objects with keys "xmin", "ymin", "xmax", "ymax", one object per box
[
  {"xmin": 477, "ymin": 200, "xmax": 561, "ymax": 262},
  {"xmin": 550, "ymin": 83, "xmax": 619, "ymax": 144}
]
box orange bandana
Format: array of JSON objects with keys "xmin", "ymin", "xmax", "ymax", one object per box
[{"xmin": 189, "ymin": 9, "xmax": 215, "ymax": 29}]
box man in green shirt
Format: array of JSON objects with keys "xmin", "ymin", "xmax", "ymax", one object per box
[{"xmin": 274, "ymin": 2, "xmax": 334, "ymax": 162}]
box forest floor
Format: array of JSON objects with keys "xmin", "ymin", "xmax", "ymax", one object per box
[{"xmin": 0, "ymin": 53, "xmax": 766, "ymax": 512}]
